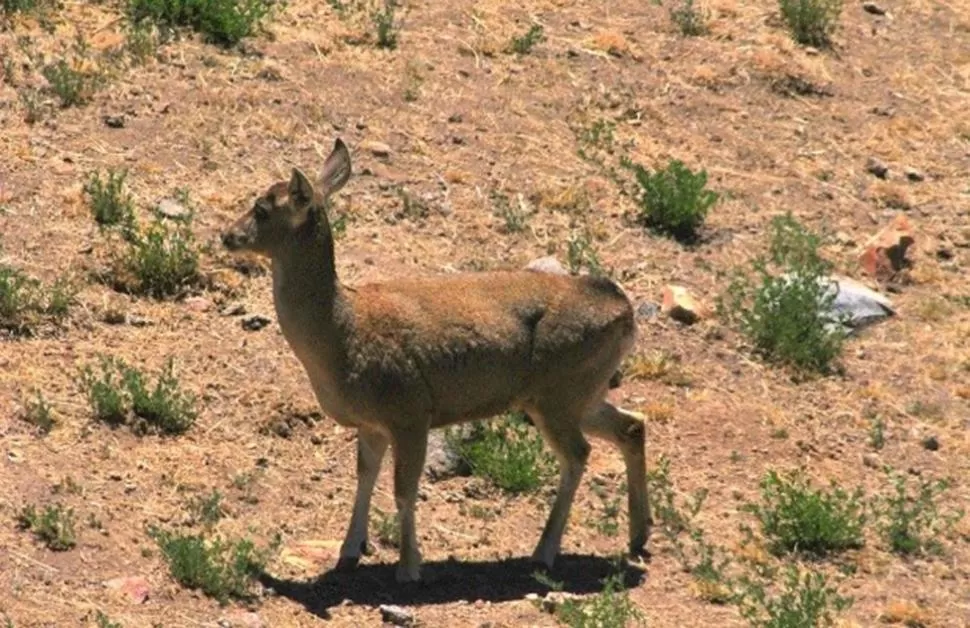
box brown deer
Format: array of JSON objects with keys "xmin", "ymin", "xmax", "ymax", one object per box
[{"xmin": 221, "ymin": 138, "xmax": 650, "ymax": 583}]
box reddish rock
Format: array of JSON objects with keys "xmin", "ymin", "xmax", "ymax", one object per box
[
  {"xmin": 661, "ymin": 285, "xmax": 707, "ymax": 325},
  {"xmin": 859, "ymin": 214, "xmax": 915, "ymax": 278},
  {"xmin": 104, "ymin": 576, "xmax": 150, "ymax": 604}
]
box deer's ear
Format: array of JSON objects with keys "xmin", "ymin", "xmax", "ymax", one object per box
[
  {"xmin": 288, "ymin": 168, "xmax": 315, "ymax": 205},
  {"xmin": 318, "ymin": 138, "xmax": 351, "ymax": 198}
]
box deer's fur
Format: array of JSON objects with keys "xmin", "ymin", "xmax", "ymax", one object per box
[{"xmin": 221, "ymin": 138, "xmax": 651, "ymax": 582}]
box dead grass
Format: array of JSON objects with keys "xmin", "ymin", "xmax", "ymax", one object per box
[{"xmin": 0, "ymin": 0, "xmax": 968, "ymax": 626}]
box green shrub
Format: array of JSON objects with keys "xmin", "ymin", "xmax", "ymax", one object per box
[
  {"xmin": 875, "ymin": 470, "xmax": 964, "ymax": 556},
  {"xmin": 41, "ymin": 58, "xmax": 99, "ymax": 107},
  {"xmin": 372, "ymin": 0, "xmax": 397, "ymax": 49},
  {"xmin": 446, "ymin": 413, "xmax": 556, "ymax": 494},
  {"xmin": 721, "ymin": 213, "xmax": 845, "ymax": 374},
  {"xmin": 743, "ymin": 469, "xmax": 865, "ymax": 557},
  {"xmin": 778, "ymin": 0, "xmax": 842, "ymax": 47},
  {"xmin": 126, "ymin": 0, "xmax": 276, "ymax": 47},
  {"xmin": 507, "ymin": 24, "xmax": 544, "ymax": 54},
  {"xmin": 78, "ymin": 356, "xmax": 197, "ymax": 435},
  {"xmin": 84, "ymin": 169, "xmax": 136, "ymax": 231},
  {"xmin": 669, "ymin": 0, "xmax": 707, "ymax": 36},
  {"xmin": 621, "ymin": 157, "xmax": 717, "ymax": 242},
  {"xmin": 556, "ymin": 571, "xmax": 646, "ymax": 627},
  {"xmin": 16, "ymin": 503, "xmax": 76, "ymax": 551},
  {"xmin": 149, "ymin": 527, "xmax": 273, "ymax": 604},
  {"xmin": 736, "ymin": 565, "xmax": 852, "ymax": 628},
  {"xmin": 0, "ymin": 254, "xmax": 75, "ymax": 334},
  {"xmin": 21, "ymin": 390, "xmax": 55, "ymax": 434},
  {"xmin": 116, "ymin": 216, "xmax": 200, "ymax": 298}
]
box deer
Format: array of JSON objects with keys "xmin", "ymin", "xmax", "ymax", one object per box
[{"xmin": 221, "ymin": 138, "xmax": 651, "ymax": 583}]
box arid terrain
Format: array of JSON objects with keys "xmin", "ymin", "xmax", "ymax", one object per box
[{"xmin": 1, "ymin": 0, "xmax": 969, "ymax": 626}]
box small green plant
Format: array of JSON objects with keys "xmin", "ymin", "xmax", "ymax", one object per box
[
  {"xmin": 867, "ymin": 413, "xmax": 885, "ymax": 450},
  {"xmin": 588, "ymin": 481, "xmax": 621, "ymax": 537},
  {"xmin": 77, "ymin": 356, "xmax": 198, "ymax": 435},
  {"xmin": 735, "ymin": 565, "xmax": 852, "ymax": 627},
  {"xmin": 186, "ymin": 490, "xmax": 224, "ymax": 527},
  {"xmin": 492, "ymin": 190, "xmax": 529, "ymax": 234},
  {"xmin": 742, "ymin": 469, "xmax": 865, "ymax": 557},
  {"xmin": 85, "ymin": 169, "xmax": 136, "ymax": 231},
  {"xmin": 669, "ymin": 0, "xmax": 707, "ymax": 36},
  {"xmin": 0, "ymin": 255, "xmax": 75, "ymax": 334},
  {"xmin": 21, "ymin": 390, "xmax": 55, "ymax": 434},
  {"xmin": 126, "ymin": 0, "xmax": 276, "ymax": 47},
  {"xmin": 372, "ymin": 1, "xmax": 397, "ymax": 49},
  {"xmin": 124, "ymin": 20, "xmax": 158, "ymax": 63},
  {"xmin": 507, "ymin": 24, "xmax": 545, "ymax": 54},
  {"xmin": 778, "ymin": 0, "xmax": 842, "ymax": 47},
  {"xmin": 535, "ymin": 566, "xmax": 646, "ymax": 627},
  {"xmin": 721, "ymin": 213, "xmax": 846, "ymax": 374},
  {"xmin": 373, "ymin": 507, "xmax": 399, "ymax": 548},
  {"xmin": 446, "ymin": 413, "xmax": 556, "ymax": 494},
  {"xmin": 566, "ymin": 229, "xmax": 605, "ymax": 276},
  {"xmin": 621, "ymin": 157, "xmax": 717, "ymax": 242},
  {"xmin": 41, "ymin": 58, "xmax": 96, "ymax": 107},
  {"xmin": 875, "ymin": 470, "xmax": 963, "ymax": 556},
  {"xmin": 115, "ymin": 216, "xmax": 200, "ymax": 298},
  {"xmin": 149, "ymin": 527, "xmax": 273, "ymax": 604},
  {"xmin": 95, "ymin": 611, "xmax": 121, "ymax": 628},
  {"xmin": 16, "ymin": 503, "xmax": 77, "ymax": 551}
]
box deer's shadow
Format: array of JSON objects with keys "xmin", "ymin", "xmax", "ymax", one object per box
[{"xmin": 259, "ymin": 554, "xmax": 647, "ymax": 619}]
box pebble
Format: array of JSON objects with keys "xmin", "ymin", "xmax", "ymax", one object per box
[
  {"xmin": 242, "ymin": 314, "xmax": 272, "ymax": 331},
  {"xmin": 379, "ymin": 604, "xmax": 414, "ymax": 626}
]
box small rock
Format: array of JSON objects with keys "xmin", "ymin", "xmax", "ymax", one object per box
[
  {"xmin": 540, "ymin": 591, "xmax": 578, "ymax": 614},
  {"xmin": 635, "ymin": 301, "xmax": 660, "ymax": 320},
  {"xmin": 102, "ymin": 114, "xmax": 126, "ymax": 128},
  {"xmin": 126, "ymin": 314, "xmax": 154, "ymax": 327},
  {"xmin": 183, "ymin": 296, "xmax": 212, "ymax": 312},
  {"xmin": 379, "ymin": 604, "xmax": 414, "ymax": 626},
  {"xmin": 862, "ymin": 453, "xmax": 881, "ymax": 469},
  {"xmin": 862, "ymin": 1, "xmax": 886, "ymax": 14},
  {"xmin": 936, "ymin": 247, "xmax": 953, "ymax": 261},
  {"xmin": 363, "ymin": 141, "xmax": 392, "ymax": 159},
  {"xmin": 425, "ymin": 426, "xmax": 472, "ymax": 481},
  {"xmin": 904, "ymin": 167, "xmax": 925, "ymax": 182},
  {"xmin": 866, "ymin": 157, "xmax": 889, "ymax": 179},
  {"xmin": 858, "ymin": 214, "xmax": 915, "ymax": 279},
  {"xmin": 220, "ymin": 301, "xmax": 247, "ymax": 316},
  {"xmin": 524, "ymin": 256, "xmax": 568, "ymax": 275},
  {"xmin": 447, "ymin": 113, "xmax": 463, "ymax": 123},
  {"xmin": 104, "ymin": 575, "xmax": 150, "ymax": 604},
  {"xmin": 108, "ymin": 472, "xmax": 123, "ymax": 481},
  {"xmin": 921, "ymin": 435, "xmax": 940, "ymax": 451},
  {"xmin": 155, "ymin": 197, "xmax": 191, "ymax": 220},
  {"xmin": 242, "ymin": 314, "xmax": 272, "ymax": 331},
  {"xmin": 661, "ymin": 285, "xmax": 707, "ymax": 325}
]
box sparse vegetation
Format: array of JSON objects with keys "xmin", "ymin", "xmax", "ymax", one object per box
[
  {"xmin": 78, "ymin": 356, "xmax": 198, "ymax": 435},
  {"xmin": 735, "ymin": 565, "xmax": 853, "ymax": 627},
  {"xmin": 507, "ymin": 24, "xmax": 544, "ymax": 55},
  {"xmin": 0, "ymin": 252, "xmax": 75, "ymax": 335},
  {"xmin": 16, "ymin": 503, "xmax": 77, "ymax": 551},
  {"xmin": 566, "ymin": 229, "xmax": 605, "ymax": 276},
  {"xmin": 113, "ymin": 216, "xmax": 201, "ymax": 298},
  {"xmin": 149, "ymin": 527, "xmax": 274, "ymax": 604},
  {"xmin": 372, "ymin": 0, "xmax": 397, "ymax": 49},
  {"xmin": 186, "ymin": 490, "xmax": 225, "ymax": 527},
  {"xmin": 21, "ymin": 390, "xmax": 55, "ymax": 434},
  {"xmin": 778, "ymin": 0, "xmax": 842, "ymax": 48},
  {"xmin": 742, "ymin": 469, "xmax": 866, "ymax": 557},
  {"xmin": 373, "ymin": 507, "xmax": 399, "ymax": 548},
  {"xmin": 875, "ymin": 470, "xmax": 963, "ymax": 556},
  {"xmin": 492, "ymin": 190, "xmax": 529, "ymax": 234},
  {"xmin": 41, "ymin": 56, "xmax": 99, "ymax": 107},
  {"xmin": 85, "ymin": 169, "xmax": 136, "ymax": 232},
  {"xmin": 621, "ymin": 157, "xmax": 717, "ymax": 242},
  {"xmin": 446, "ymin": 413, "xmax": 557, "ymax": 494},
  {"xmin": 722, "ymin": 212, "xmax": 846, "ymax": 374},
  {"xmin": 94, "ymin": 611, "xmax": 122, "ymax": 628},
  {"xmin": 668, "ymin": 0, "xmax": 707, "ymax": 36},
  {"xmin": 126, "ymin": 0, "xmax": 276, "ymax": 47},
  {"xmin": 534, "ymin": 567, "xmax": 646, "ymax": 628}
]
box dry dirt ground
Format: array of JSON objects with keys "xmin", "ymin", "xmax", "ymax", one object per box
[{"xmin": 1, "ymin": 0, "xmax": 970, "ymax": 626}]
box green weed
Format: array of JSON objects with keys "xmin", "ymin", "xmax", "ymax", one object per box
[
  {"xmin": 149, "ymin": 527, "xmax": 274, "ymax": 604},
  {"xmin": 127, "ymin": 0, "xmax": 276, "ymax": 47},
  {"xmin": 21, "ymin": 390, "xmax": 55, "ymax": 434},
  {"xmin": 186, "ymin": 490, "xmax": 225, "ymax": 527},
  {"xmin": 875, "ymin": 470, "xmax": 963, "ymax": 556},
  {"xmin": 84, "ymin": 169, "xmax": 136, "ymax": 232},
  {"xmin": 508, "ymin": 24, "xmax": 544, "ymax": 55},
  {"xmin": 16, "ymin": 503, "xmax": 76, "ymax": 551},
  {"xmin": 621, "ymin": 157, "xmax": 717, "ymax": 242},
  {"xmin": 114, "ymin": 216, "xmax": 201, "ymax": 298},
  {"xmin": 742, "ymin": 469, "xmax": 865, "ymax": 557},
  {"xmin": 0, "ymin": 254, "xmax": 75, "ymax": 334},
  {"xmin": 735, "ymin": 565, "xmax": 852, "ymax": 627},
  {"xmin": 446, "ymin": 413, "xmax": 557, "ymax": 494},
  {"xmin": 372, "ymin": 0, "xmax": 397, "ymax": 49},
  {"xmin": 778, "ymin": 0, "xmax": 842, "ymax": 47}
]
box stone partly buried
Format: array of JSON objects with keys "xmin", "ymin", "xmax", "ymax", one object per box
[{"xmin": 858, "ymin": 213, "xmax": 915, "ymax": 280}]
